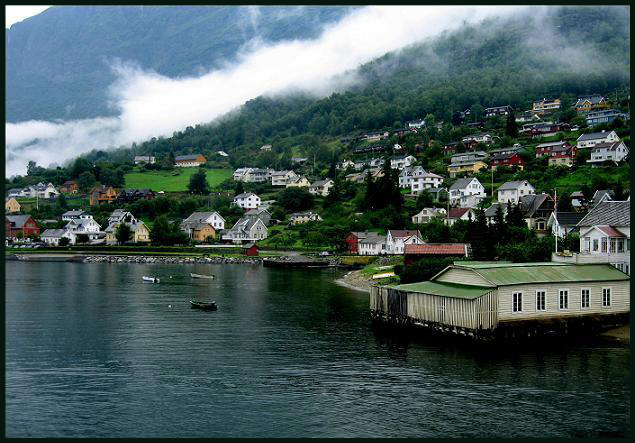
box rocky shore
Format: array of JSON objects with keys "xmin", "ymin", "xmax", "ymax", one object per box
[
  {"xmin": 83, "ymin": 255, "xmax": 262, "ymax": 265},
  {"xmin": 335, "ymin": 269, "xmax": 373, "ymax": 293}
]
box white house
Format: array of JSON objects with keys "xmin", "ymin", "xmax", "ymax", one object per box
[
  {"xmin": 449, "ymin": 177, "xmax": 486, "ymax": 208},
  {"xmin": 497, "ymin": 180, "xmax": 535, "ymax": 204},
  {"xmin": 65, "ymin": 218, "xmax": 102, "ymax": 240},
  {"xmin": 587, "ymin": 141, "xmax": 629, "ymax": 167},
  {"xmin": 547, "ymin": 212, "xmax": 586, "ymax": 238},
  {"xmin": 337, "ymin": 159, "xmax": 356, "ymax": 170},
  {"xmin": 386, "ymin": 230, "xmax": 423, "ymax": 254},
  {"xmin": 576, "ymin": 130, "xmax": 620, "ymax": 150},
  {"xmin": 233, "ymin": 168, "xmax": 269, "ymax": 183},
  {"xmin": 358, "ymin": 233, "xmax": 388, "ymax": 256},
  {"xmin": 233, "ymin": 192, "xmax": 261, "ymax": 209},
  {"xmin": 285, "ymin": 176, "xmax": 311, "ymax": 188},
  {"xmin": 407, "ymin": 118, "xmax": 425, "ymax": 129},
  {"xmin": 410, "ymin": 170, "xmax": 444, "ymax": 195},
  {"xmin": 41, "ymin": 228, "xmax": 77, "ymax": 246},
  {"xmin": 21, "ymin": 182, "xmax": 59, "ymax": 199},
  {"xmin": 461, "ymin": 133, "xmax": 493, "ymax": 145},
  {"xmin": 412, "ymin": 207, "xmax": 447, "ymax": 224},
  {"xmin": 271, "ymin": 170, "xmax": 299, "ymax": 186},
  {"xmin": 233, "ymin": 168, "xmax": 251, "ymax": 181},
  {"xmin": 399, "ymin": 166, "xmax": 419, "ymax": 188},
  {"xmin": 134, "ymin": 155, "xmax": 155, "ymax": 165},
  {"xmin": 221, "ymin": 217, "xmax": 268, "ymax": 243},
  {"xmin": 260, "ymin": 144, "xmax": 272, "ymax": 151},
  {"xmin": 309, "ymin": 179, "xmax": 334, "ymax": 197},
  {"xmin": 289, "ymin": 211, "xmax": 323, "ymax": 225},
  {"xmin": 62, "ymin": 210, "xmax": 94, "ymax": 222},
  {"xmin": 445, "ymin": 208, "xmax": 476, "ymax": 226},
  {"xmin": 108, "ymin": 209, "xmax": 138, "ymax": 225},
  {"xmin": 390, "ymin": 155, "xmax": 417, "ymax": 170},
  {"xmin": 182, "ymin": 211, "xmax": 225, "ymax": 231}
]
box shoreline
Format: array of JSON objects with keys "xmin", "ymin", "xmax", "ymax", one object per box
[{"xmin": 334, "ymin": 269, "xmax": 372, "ymax": 293}]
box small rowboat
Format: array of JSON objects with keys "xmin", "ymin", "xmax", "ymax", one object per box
[
  {"xmin": 142, "ymin": 276, "xmax": 160, "ymax": 283},
  {"xmin": 191, "ymin": 273, "xmax": 215, "ymax": 279},
  {"xmin": 190, "ymin": 300, "xmax": 218, "ymax": 311}
]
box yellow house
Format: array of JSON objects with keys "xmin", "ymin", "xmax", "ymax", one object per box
[
  {"xmin": 5, "ymin": 197, "xmax": 21, "ymax": 213},
  {"xmin": 448, "ymin": 160, "xmax": 487, "ymax": 178},
  {"xmin": 190, "ymin": 223, "xmax": 216, "ymax": 243},
  {"xmin": 285, "ymin": 176, "xmax": 311, "ymax": 188},
  {"xmin": 106, "ymin": 221, "xmax": 151, "ymax": 244}
]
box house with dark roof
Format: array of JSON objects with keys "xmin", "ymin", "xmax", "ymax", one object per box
[
  {"xmin": 490, "ymin": 151, "xmax": 525, "ymax": 171},
  {"xmin": 115, "ymin": 189, "xmax": 156, "ymax": 204},
  {"xmin": 41, "ymin": 228, "xmax": 77, "ymax": 246},
  {"xmin": 576, "ymin": 130, "xmax": 619, "ymax": 150},
  {"xmin": 547, "ymin": 211, "xmax": 586, "ymax": 238},
  {"xmin": 519, "ymin": 193, "xmax": 554, "ymax": 234},
  {"xmin": 553, "ymin": 200, "xmax": 630, "ymax": 274},
  {"xmin": 592, "ymin": 189, "xmax": 615, "ymax": 207},
  {"xmin": 575, "ymin": 95, "xmax": 608, "ymax": 112},
  {"xmin": 5, "ymin": 215, "xmax": 40, "ymax": 239},
  {"xmin": 586, "ymin": 109, "xmax": 629, "ymax": 127},
  {"xmin": 587, "ymin": 141, "xmax": 629, "ymax": 167},
  {"xmin": 221, "ymin": 216, "xmax": 268, "ymax": 244},
  {"xmin": 182, "ymin": 211, "xmax": 225, "ymax": 232},
  {"xmin": 358, "ymin": 232, "xmax": 388, "ymax": 256}
]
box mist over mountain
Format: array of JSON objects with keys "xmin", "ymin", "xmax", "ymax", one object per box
[{"xmin": 6, "ymin": 5, "xmax": 356, "ymax": 122}]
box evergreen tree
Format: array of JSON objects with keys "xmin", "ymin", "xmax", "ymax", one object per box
[
  {"xmin": 494, "ymin": 203, "xmax": 507, "ymax": 241},
  {"xmin": 234, "ymin": 180, "xmax": 244, "ymax": 196},
  {"xmin": 115, "ymin": 223, "xmax": 133, "ymax": 245},
  {"xmin": 187, "ymin": 168, "xmax": 210, "ymax": 195},
  {"xmin": 505, "ymin": 109, "xmax": 518, "ymax": 138},
  {"xmin": 325, "ymin": 174, "xmax": 343, "ymax": 206},
  {"xmin": 363, "ymin": 170, "xmax": 377, "ymax": 211}
]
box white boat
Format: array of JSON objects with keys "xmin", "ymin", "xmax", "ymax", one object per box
[
  {"xmin": 190, "ymin": 273, "xmax": 215, "ymax": 279},
  {"xmin": 142, "ymin": 276, "xmax": 160, "ymax": 283}
]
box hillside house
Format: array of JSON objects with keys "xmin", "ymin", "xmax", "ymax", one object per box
[
  {"xmin": 547, "ymin": 212, "xmax": 586, "ymax": 238},
  {"xmin": 260, "ymin": 144, "xmax": 272, "ymax": 151},
  {"xmin": 586, "ymin": 109, "xmax": 629, "ymax": 127},
  {"xmin": 448, "ymin": 152, "xmax": 488, "ymax": 178},
  {"xmin": 345, "ymin": 231, "xmax": 377, "ymax": 254},
  {"xmin": 65, "ymin": 217, "xmax": 102, "ymax": 241},
  {"xmin": 60, "ymin": 180, "xmax": 79, "ymax": 194},
  {"xmin": 233, "ymin": 192, "xmax": 261, "ymax": 209},
  {"xmin": 407, "ymin": 118, "xmax": 426, "ymax": 129},
  {"xmin": 5, "ymin": 197, "xmax": 20, "ymax": 214},
  {"xmin": 444, "ymin": 207, "xmax": 476, "ymax": 226},
  {"xmin": 115, "ymin": 189, "xmax": 155, "ymax": 204},
  {"xmin": 485, "ymin": 105, "xmax": 513, "ymax": 117},
  {"xmin": 285, "ymin": 176, "xmax": 311, "ymax": 188},
  {"xmin": 271, "ymin": 170, "xmax": 299, "ymax": 186},
  {"xmin": 403, "ymin": 243, "xmax": 471, "ymax": 266},
  {"xmin": 427, "ymin": 187, "xmax": 449, "ymax": 203},
  {"xmin": 337, "ymin": 159, "xmax": 356, "ymax": 170},
  {"xmin": 371, "ymin": 262, "xmax": 630, "ymax": 336},
  {"xmin": 221, "ymin": 217, "xmax": 268, "ymax": 244},
  {"xmin": 497, "ymin": 180, "xmax": 535, "ymax": 205},
  {"xmin": 516, "ymin": 111, "xmax": 541, "ymax": 123},
  {"xmin": 587, "ymin": 141, "xmax": 629, "ymax": 167},
  {"xmin": 186, "ymin": 223, "xmax": 216, "ymax": 243},
  {"xmin": 62, "ymin": 210, "xmax": 93, "ymax": 222},
  {"xmin": 576, "ymin": 130, "xmax": 619, "ymax": 150},
  {"xmin": 105, "ymin": 220, "xmax": 150, "ymax": 244},
  {"xmin": 519, "ymin": 193, "xmax": 554, "ymax": 234},
  {"xmin": 553, "ymin": 200, "xmax": 630, "ymax": 274},
  {"xmin": 358, "ymin": 233, "xmax": 388, "ymax": 256},
  {"xmin": 89, "ymin": 185, "xmax": 118, "ymax": 206},
  {"xmin": 399, "ymin": 166, "xmax": 420, "ymax": 188},
  {"xmin": 521, "ymin": 122, "xmax": 563, "ymax": 138},
  {"xmin": 5, "ymin": 215, "xmax": 40, "ymax": 239},
  {"xmin": 289, "ymin": 211, "xmax": 323, "ymax": 225},
  {"xmin": 412, "ymin": 207, "xmax": 446, "ymax": 224},
  {"xmin": 410, "ymin": 171, "xmax": 443, "ymax": 195},
  {"xmin": 134, "ymin": 155, "xmax": 156, "ymax": 165},
  {"xmin": 390, "ymin": 155, "xmax": 417, "ymax": 170},
  {"xmin": 108, "ymin": 209, "xmax": 138, "ymax": 225},
  {"xmin": 309, "ymin": 179, "xmax": 334, "ymax": 197},
  {"xmin": 443, "ymin": 142, "xmax": 458, "ymax": 155},
  {"xmin": 175, "ymin": 154, "xmax": 207, "ymax": 167},
  {"xmin": 17, "ymin": 182, "xmax": 59, "ymax": 199},
  {"xmin": 575, "ymin": 95, "xmax": 608, "ymax": 112},
  {"xmin": 245, "ymin": 207, "xmax": 272, "ymax": 226},
  {"xmin": 532, "ymin": 98, "xmax": 560, "ymax": 116},
  {"xmin": 490, "ymin": 151, "xmax": 525, "ymax": 171},
  {"xmin": 182, "ymin": 211, "xmax": 225, "ymax": 232},
  {"xmin": 535, "ymin": 141, "xmax": 571, "ymax": 157},
  {"xmin": 461, "ymin": 133, "xmax": 493, "ymax": 147},
  {"xmin": 592, "ymin": 190, "xmax": 615, "ymax": 207},
  {"xmin": 41, "ymin": 228, "xmax": 77, "ymax": 246},
  {"xmin": 548, "ymin": 144, "xmax": 578, "ymax": 167},
  {"xmin": 360, "ymin": 131, "xmax": 389, "ymax": 142},
  {"xmin": 386, "ymin": 230, "xmax": 424, "ymax": 255},
  {"xmin": 449, "ymin": 177, "xmax": 486, "ymax": 208},
  {"xmin": 484, "ymin": 202, "xmax": 507, "ymax": 225}
]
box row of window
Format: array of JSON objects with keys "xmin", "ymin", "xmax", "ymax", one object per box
[
  {"xmin": 583, "ymin": 237, "xmax": 628, "ymax": 253},
  {"xmin": 511, "ymin": 288, "xmax": 612, "ymax": 313}
]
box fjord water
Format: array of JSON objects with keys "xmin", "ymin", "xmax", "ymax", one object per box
[{"xmin": 5, "ymin": 261, "xmax": 630, "ymax": 438}]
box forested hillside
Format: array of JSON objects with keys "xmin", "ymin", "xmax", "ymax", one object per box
[{"xmin": 6, "ymin": 5, "xmax": 355, "ymax": 121}]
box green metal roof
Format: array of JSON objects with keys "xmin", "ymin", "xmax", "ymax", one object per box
[
  {"xmin": 393, "ymin": 281, "xmax": 493, "ymax": 300},
  {"xmin": 454, "ymin": 263, "xmax": 629, "ymax": 286}
]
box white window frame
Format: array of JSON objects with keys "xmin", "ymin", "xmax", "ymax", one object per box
[
  {"xmin": 535, "ymin": 289, "xmax": 546, "ymax": 312},
  {"xmin": 602, "ymin": 287, "xmax": 612, "ymax": 307},
  {"xmin": 580, "ymin": 288, "xmax": 591, "ymax": 310},
  {"xmin": 559, "ymin": 288, "xmax": 569, "ymax": 310},
  {"xmin": 512, "ymin": 291, "xmax": 523, "ymax": 313}
]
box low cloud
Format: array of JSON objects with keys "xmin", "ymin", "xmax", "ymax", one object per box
[{"xmin": 6, "ymin": 5, "xmax": 530, "ymax": 176}]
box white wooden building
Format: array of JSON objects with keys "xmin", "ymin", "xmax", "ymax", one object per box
[
  {"xmin": 233, "ymin": 192, "xmax": 261, "ymax": 209},
  {"xmin": 497, "ymin": 180, "xmax": 535, "ymax": 204}
]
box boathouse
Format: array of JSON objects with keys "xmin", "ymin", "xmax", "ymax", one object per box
[{"xmin": 370, "ymin": 262, "xmax": 629, "ymax": 339}]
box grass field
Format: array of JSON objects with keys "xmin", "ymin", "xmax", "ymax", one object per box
[{"xmin": 124, "ymin": 168, "xmax": 233, "ymax": 192}]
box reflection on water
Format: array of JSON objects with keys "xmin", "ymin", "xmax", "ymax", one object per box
[{"xmin": 5, "ymin": 261, "xmax": 630, "ymax": 437}]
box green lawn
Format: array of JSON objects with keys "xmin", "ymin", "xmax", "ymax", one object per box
[{"xmin": 124, "ymin": 168, "xmax": 232, "ymax": 192}]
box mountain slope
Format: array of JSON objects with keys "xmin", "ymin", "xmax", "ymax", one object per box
[{"xmin": 6, "ymin": 5, "xmax": 356, "ymax": 122}]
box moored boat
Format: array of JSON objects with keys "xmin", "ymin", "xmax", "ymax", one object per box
[
  {"xmin": 190, "ymin": 273, "xmax": 215, "ymax": 279},
  {"xmin": 142, "ymin": 276, "xmax": 160, "ymax": 283},
  {"xmin": 190, "ymin": 300, "xmax": 218, "ymax": 311}
]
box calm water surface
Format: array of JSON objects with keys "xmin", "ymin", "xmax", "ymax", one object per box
[{"xmin": 5, "ymin": 261, "xmax": 630, "ymax": 437}]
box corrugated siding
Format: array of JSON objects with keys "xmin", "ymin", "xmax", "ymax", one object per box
[
  {"xmin": 435, "ymin": 268, "xmax": 492, "ymax": 286},
  {"xmin": 370, "ymin": 286, "xmax": 498, "ymax": 330},
  {"xmin": 497, "ymin": 280, "xmax": 630, "ymax": 321}
]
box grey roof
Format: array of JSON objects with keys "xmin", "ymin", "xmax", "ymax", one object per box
[
  {"xmin": 577, "ymin": 131, "xmax": 614, "ymax": 142},
  {"xmin": 592, "ymin": 190, "xmax": 614, "ymax": 205},
  {"xmin": 519, "ymin": 194, "xmax": 552, "ymax": 218},
  {"xmin": 536, "ymin": 141, "xmax": 569, "ymax": 149},
  {"xmin": 175, "ymin": 154, "xmax": 203, "ymax": 161},
  {"xmin": 62, "ymin": 210, "xmax": 85, "ymax": 217},
  {"xmin": 484, "ymin": 202, "xmax": 507, "ymax": 217},
  {"xmin": 491, "ymin": 152, "xmax": 519, "ymax": 161},
  {"xmin": 184, "ymin": 211, "xmax": 224, "ymax": 223},
  {"xmin": 6, "ymin": 215, "xmax": 33, "ymax": 228},
  {"xmin": 577, "ymin": 200, "xmax": 630, "ymax": 227},
  {"xmin": 591, "ymin": 141, "xmax": 625, "ymax": 152},
  {"xmin": 576, "ymin": 95, "xmax": 605, "ymax": 105},
  {"xmin": 235, "ymin": 192, "xmax": 257, "ymax": 199},
  {"xmin": 245, "ymin": 208, "xmax": 270, "ymax": 216},
  {"xmin": 450, "ymin": 177, "xmax": 477, "ymax": 191},
  {"xmin": 226, "ymin": 216, "xmax": 265, "ymax": 234},
  {"xmin": 311, "ymin": 179, "xmax": 332, "ymax": 187},
  {"xmin": 554, "ymin": 212, "xmax": 586, "ymax": 226},
  {"xmin": 498, "ymin": 180, "xmax": 532, "ymax": 191},
  {"xmin": 359, "ymin": 233, "xmax": 385, "ymax": 244},
  {"xmin": 41, "ymin": 229, "xmax": 70, "ymax": 238}
]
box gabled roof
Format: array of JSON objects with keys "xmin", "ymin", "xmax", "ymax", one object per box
[
  {"xmin": 577, "ymin": 200, "xmax": 629, "ymax": 227},
  {"xmin": 184, "ymin": 211, "xmax": 224, "ymax": 223},
  {"xmin": 591, "ymin": 141, "xmax": 625, "ymax": 152},
  {"xmin": 449, "ymin": 177, "xmax": 477, "ymax": 190},
  {"xmin": 491, "ymin": 152, "xmax": 521, "ymax": 161},
  {"xmin": 596, "ymin": 225, "xmax": 626, "ymax": 238},
  {"xmin": 484, "ymin": 202, "xmax": 506, "ymax": 217},
  {"xmin": 235, "ymin": 192, "xmax": 258, "ymax": 199},
  {"xmin": 577, "ymin": 131, "xmax": 615, "ymax": 142},
  {"xmin": 175, "ymin": 154, "xmax": 204, "ymax": 161},
  {"xmin": 404, "ymin": 243, "xmax": 468, "ymax": 255},
  {"xmin": 519, "ymin": 193, "xmax": 552, "ymax": 218},
  {"xmin": 592, "ymin": 189, "xmax": 614, "ymax": 205},
  {"xmin": 448, "ymin": 208, "xmax": 472, "ymax": 218},
  {"xmin": 6, "ymin": 215, "xmax": 34, "ymax": 228},
  {"xmin": 552, "ymin": 212, "xmax": 586, "ymax": 226},
  {"xmin": 388, "ymin": 229, "xmax": 421, "ymax": 239},
  {"xmin": 536, "ymin": 141, "xmax": 569, "ymax": 149},
  {"xmin": 62, "ymin": 210, "xmax": 86, "ymax": 217},
  {"xmin": 311, "ymin": 179, "xmax": 333, "ymax": 187},
  {"xmin": 394, "ymin": 281, "xmax": 493, "ymax": 299},
  {"xmin": 41, "ymin": 229, "xmax": 71, "ymax": 238},
  {"xmin": 498, "ymin": 180, "xmax": 532, "ymax": 191}
]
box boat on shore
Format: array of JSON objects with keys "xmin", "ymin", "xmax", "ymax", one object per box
[
  {"xmin": 190, "ymin": 300, "xmax": 218, "ymax": 311},
  {"xmin": 142, "ymin": 276, "xmax": 160, "ymax": 283},
  {"xmin": 190, "ymin": 273, "xmax": 215, "ymax": 279}
]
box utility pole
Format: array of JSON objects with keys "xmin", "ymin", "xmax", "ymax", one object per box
[{"xmin": 554, "ymin": 188, "xmax": 558, "ymax": 254}]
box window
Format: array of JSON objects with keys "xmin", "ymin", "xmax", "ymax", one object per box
[
  {"xmin": 512, "ymin": 292, "xmax": 523, "ymax": 313},
  {"xmin": 602, "ymin": 288, "xmax": 611, "ymax": 307},
  {"xmin": 581, "ymin": 289, "xmax": 590, "ymax": 309},
  {"xmin": 536, "ymin": 290, "xmax": 546, "ymax": 311},
  {"xmin": 593, "ymin": 239, "xmax": 599, "ymax": 252},
  {"xmin": 584, "ymin": 237, "xmax": 591, "ymax": 252},
  {"xmin": 559, "ymin": 289, "xmax": 569, "ymax": 310},
  {"xmin": 610, "ymin": 238, "xmax": 617, "ymax": 254}
]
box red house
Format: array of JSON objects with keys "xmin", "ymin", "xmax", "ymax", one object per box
[
  {"xmin": 490, "ymin": 152, "xmax": 525, "ymax": 170},
  {"xmin": 242, "ymin": 243, "xmax": 259, "ymax": 256},
  {"xmin": 404, "ymin": 243, "xmax": 471, "ymax": 266},
  {"xmin": 345, "ymin": 231, "xmax": 377, "ymax": 254},
  {"xmin": 6, "ymin": 215, "xmax": 40, "ymax": 239},
  {"xmin": 535, "ymin": 141, "xmax": 572, "ymax": 157}
]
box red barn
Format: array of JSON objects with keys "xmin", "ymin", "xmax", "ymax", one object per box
[
  {"xmin": 404, "ymin": 243, "xmax": 471, "ymax": 266},
  {"xmin": 6, "ymin": 215, "xmax": 40, "ymax": 239},
  {"xmin": 242, "ymin": 243, "xmax": 259, "ymax": 256},
  {"xmin": 345, "ymin": 231, "xmax": 378, "ymax": 254}
]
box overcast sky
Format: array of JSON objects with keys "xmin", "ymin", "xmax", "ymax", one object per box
[{"xmin": 5, "ymin": 5, "xmax": 51, "ymax": 28}]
